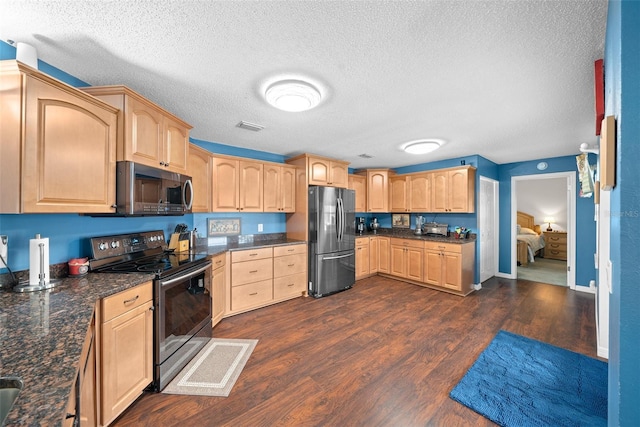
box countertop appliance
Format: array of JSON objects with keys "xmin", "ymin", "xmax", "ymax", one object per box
[
  {"xmin": 114, "ymin": 161, "xmax": 193, "ymax": 216},
  {"xmin": 89, "ymin": 230, "xmax": 211, "ymax": 391},
  {"xmin": 422, "ymin": 222, "xmax": 449, "ymax": 237},
  {"xmin": 308, "ymin": 186, "xmax": 356, "ymax": 298}
]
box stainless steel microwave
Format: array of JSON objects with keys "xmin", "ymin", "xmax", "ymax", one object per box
[{"xmin": 116, "ymin": 161, "xmax": 193, "ymax": 216}]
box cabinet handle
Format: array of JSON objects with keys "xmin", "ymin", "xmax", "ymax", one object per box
[
  {"xmin": 288, "ymin": 264, "xmax": 295, "ymax": 267},
  {"xmin": 249, "ymin": 270, "xmax": 258, "ymax": 273},
  {"xmin": 123, "ymin": 295, "xmax": 139, "ymax": 304},
  {"xmin": 149, "ymin": 306, "xmax": 155, "ymax": 311},
  {"xmin": 249, "ymin": 292, "xmax": 258, "ymax": 296},
  {"xmin": 287, "ymin": 283, "xmax": 294, "ymax": 287},
  {"xmin": 249, "ymin": 253, "xmax": 258, "ymax": 256}
]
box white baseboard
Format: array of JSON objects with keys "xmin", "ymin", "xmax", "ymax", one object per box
[
  {"xmin": 473, "ymin": 283, "xmax": 482, "ymax": 291},
  {"xmin": 575, "ymin": 285, "xmax": 595, "ymax": 294},
  {"xmin": 597, "ymin": 346, "xmax": 609, "ymax": 359},
  {"xmin": 494, "ymin": 272, "xmax": 515, "ymax": 279}
]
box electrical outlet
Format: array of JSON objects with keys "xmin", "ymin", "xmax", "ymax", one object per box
[
  {"xmin": 0, "ymin": 235, "xmax": 8, "ymax": 268},
  {"xmin": 258, "ymin": 224, "xmax": 263, "ymax": 232}
]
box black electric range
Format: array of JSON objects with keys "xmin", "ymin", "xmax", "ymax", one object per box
[{"xmin": 88, "ymin": 230, "xmax": 208, "ymax": 278}]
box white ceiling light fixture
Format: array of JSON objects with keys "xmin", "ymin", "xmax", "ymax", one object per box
[
  {"xmin": 265, "ymin": 79, "xmax": 322, "ymax": 112},
  {"xmin": 401, "ymin": 139, "xmax": 443, "ymax": 155}
]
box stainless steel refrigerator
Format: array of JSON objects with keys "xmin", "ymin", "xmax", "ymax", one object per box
[{"xmin": 308, "ymin": 186, "xmax": 356, "ymax": 298}]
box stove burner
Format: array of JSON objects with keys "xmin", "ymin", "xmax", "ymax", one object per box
[{"xmin": 137, "ymin": 262, "xmax": 171, "ymax": 273}]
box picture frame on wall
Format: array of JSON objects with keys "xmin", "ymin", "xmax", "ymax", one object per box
[
  {"xmin": 207, "ymin": 218, "xmax": 241, "ymax": 236},
  {"xmin": 392, "ymin": 213, "xmax": 410, "ymax": 228}
]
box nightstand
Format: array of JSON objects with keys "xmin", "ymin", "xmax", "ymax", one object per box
[{"xmin": 543, "ymin": 231, "xmax": 567, "ymax": 261}]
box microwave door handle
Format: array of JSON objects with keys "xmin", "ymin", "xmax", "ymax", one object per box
[{"xmin": 183, "ymin": 179, "xmax": 194, "ymax": 210}]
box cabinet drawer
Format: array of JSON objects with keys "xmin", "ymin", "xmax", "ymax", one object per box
[
  {"xmin": 355, "ymin": 237, "xmax": 369, "ymax": 247},
  {"xmin": 273, "ymin": 244, "xmax": 306, "ymax": 257},
  {"xmin": 274, "ymin": 272, "xmax": 307, "ymax": 299},
  {"xmin": 231, "ymin": 279, "xmax": 273, "ymax": 311},
  {"xmin": 273, "ymin": 253, "xmax": 306, "ymax": 277},
  {"xmin": 232, "ymin": 247, "xmax": 273, "ymax": 263},
  {"xmin": 101, "ymin": 282, "xmax": 152, "ymax": 322},
  {"xmin": 210, "ymin": 252, "xmax": 226, "ymax": 269},
  {"xmin": 232, "ymin": 258, "xmax": 273, "ymax": 286},
  {"xmin": 389, "ymin": 238, "xmax": 425, "ymax": 249},
  {"xmin": 546, "ymin": 249, "xmax": 567, "ymax": 260},
  {"xmin": 424, "ymin": 241, "xmax": 462, "ymax": 253},
  {"xmin": 545, "ymin": 234, "xmax": 567, "ymax": 244}
]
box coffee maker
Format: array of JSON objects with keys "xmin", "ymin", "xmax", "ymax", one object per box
[{"xmin": 357, "ymin": 217, "xmax": 365, "ymax": 234}]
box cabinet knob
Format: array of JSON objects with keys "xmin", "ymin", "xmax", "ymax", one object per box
[{"xmin": 149, "ymin": 306, "xmax": 155, "ymax": 311}]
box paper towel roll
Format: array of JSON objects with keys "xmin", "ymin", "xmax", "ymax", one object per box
[
  {"xmin": 29, "ymin": 234, "xmax": 49, "ymax": 285},
  {"xmin": 16, "ymin": 42, "xmax": 38, "ymax": 69}
]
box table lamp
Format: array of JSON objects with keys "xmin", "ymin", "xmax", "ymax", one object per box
[{"xmin": 544, "ymin": 217, "xmax": 554, "ymax": 232}]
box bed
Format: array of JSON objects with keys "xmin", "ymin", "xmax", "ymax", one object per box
[{"xmin": 516, "ymin": 211, "xmax": 545, "ymax": 266}]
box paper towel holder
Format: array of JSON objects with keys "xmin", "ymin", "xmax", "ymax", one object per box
[{"xmin": 13, "ymin": 233, "xmax": 62, "ymax": 293}]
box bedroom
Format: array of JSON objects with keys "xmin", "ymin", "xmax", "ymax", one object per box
[{"xmin": 515, "ymin": 175, "xmax": 570, "ymax": 287}]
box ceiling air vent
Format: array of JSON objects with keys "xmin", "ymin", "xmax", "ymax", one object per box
[
  {"xmin": 236, "ymin": 121, "xmax": 264, "ymax": 132},
  {"xmin": 358, "ymin": 153, "xmax": 374, "ymax": 159}
]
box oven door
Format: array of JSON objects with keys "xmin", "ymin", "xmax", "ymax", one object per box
[{"xmin": 155, "ymin": 260, "xmax": 211, "ymax": 390}]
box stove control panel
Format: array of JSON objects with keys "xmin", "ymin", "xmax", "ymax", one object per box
[{"xmin": 90, "ymin": 230, "xmax": 166, "ymax": 260}]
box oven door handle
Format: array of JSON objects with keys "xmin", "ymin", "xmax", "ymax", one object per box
[{"xmin": 159, "ymin": 262, "xmax": 211, "ymax": 287}]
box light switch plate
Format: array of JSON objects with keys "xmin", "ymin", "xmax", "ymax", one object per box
[{"xmin": 0, "ymin": 235, "xmax": 7, "ymax": 268}]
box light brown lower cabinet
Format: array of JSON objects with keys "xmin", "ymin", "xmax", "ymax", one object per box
[
  {"xmin": 227, "ymin": 243, "xmax": 307, "ymax": 316},
  {"xmin": 355, "ymin": 237, "xmax": 370, "ymax": 280},
  {"xmin": 423, "ymin": 241, "xmax": 475, "ymax": 295},
  {"xmin": 210, "ymin": 252, "xmax": 227, "ymax": 327},
  {"xmin": 100, "ymin": 282, "xmax": 153, "ymax": 426},
  {"xmin": 377, "ymin": 237, "xmax": 391, "ymax": 274},
  {"xmin": 389, "ymin": 238, "xmax": 424, "ymax": 282},
  {"xmin": 64, "ymin": 311, "xmax": 96, "ymax": 426}
]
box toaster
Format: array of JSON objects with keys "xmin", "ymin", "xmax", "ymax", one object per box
[{"xmin": 422, "ymin": 222, "xmax": 448, "ymax": 236}]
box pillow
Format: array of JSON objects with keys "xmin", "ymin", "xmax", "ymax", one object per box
[{"xmin": 520, "ymin": 227, "xmax": 537, "ymax": 235}]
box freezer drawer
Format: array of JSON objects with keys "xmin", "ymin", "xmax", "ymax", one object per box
[{"xmin": 308, "ymin": 250, "xmax": 355, "ymax": 298}]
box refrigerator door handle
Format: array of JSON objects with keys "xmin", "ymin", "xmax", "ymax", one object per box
[
  {"xmin": 337, "ymin": 197, "xmax": 343, "ymax": 241},
  {"xmin": 322, "ymin": 252, "xmax": 354, "ymax": 261}
]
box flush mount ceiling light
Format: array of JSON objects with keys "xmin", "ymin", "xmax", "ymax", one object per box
[
  {"xmin": 401, "ymin": 139, "xmax": 443, "ymax": 155},
  {"xmin": 265, "ymin": 79, "xmax": 322, "ymax": 112}
]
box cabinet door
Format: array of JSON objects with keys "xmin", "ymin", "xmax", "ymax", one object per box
[
  {"xmin": 442, "ymin": 252, "xmax": 462, "ymax": 290},
  {"xmin": 378, "ymin": 237, "xmax": 390, "ymax": 273},
  {"xmin": 367, "ymin": 170, "xmax": 389, "ymax": 212},
  {"xmin": 389, "ymin": 176, "xmax": 408, "ymax": 212},
  {"xmin": 390, "ymin": 245, "xmax": 406, "ymax": 277},
  {"xmin": 280, "ymin": 166, "xmax": 296, "ymax": 212},
  {"xmin": 432, "ymin": 170, "xmax": 448, "ymax": 212},
  {"xmin": 239, "ymin": 160, "xmax": 263, "ymax": 211},
  {"xmin": 212, "ymin": 265, "xmax": 226, "ymax": 326},
  {"xmin": 23, "ymin": 77, "xmax": 117, "ymax": 213},
  {"xmin": 125, "ymin": 96, "xmax": 164, "ymax": 168},
  {"xmin": 406, "ymin": 247, "xmax": 424, "ymax": 282},
  {"xmin": 164, "ymin": 116, "xmax": 189, "ymax": 174},
  {"xmin": 369, "ymin": 236, "xmax": 379, "ymax": 274},
  {"xmin": 212, "ymin": 157, "xmax": 239, "ymax": 211},
  {"xmin": 329, "ymin": 161, "xmax": 348, "ymax": 187},
  {"xmin": 448, "ymin": 168, "xmax": 471, "ymax": 212},
  {"xmin": 308, "ymin": 158, "xmax": 330, "ymax": 185},
  {"xmin": 355, "ymin": 239, "xmax": 370, "ymax": 280},
  {"xmin": 101, "ymin": 300, "xmax": 153, "ymax": 425},
  {"xmin": 188, "ymin": 144, "xmax": 212, "ymax": 212},
  {"xmin": 424, "ymin": 250, "xmax": 443, "ymax": 286},
  {"xmin": 409, "ymin": 173, "xmax": 432, "ymax": 212},
  {"xmin": 349, "ymin": 174, "xmax": 367, "ymax": 212},
  {"xmin": 263, "ymin": 163, "xmax": 281, "ymax": 212}
]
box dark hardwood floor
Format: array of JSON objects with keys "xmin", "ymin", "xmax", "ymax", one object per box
[{"xmin": 113, "ymin": 275, "xmax": 598, "ymax": 427}]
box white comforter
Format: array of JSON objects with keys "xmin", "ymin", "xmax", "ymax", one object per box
[{"xmin": 517, "ymin": 233, "xmax": 546, "ymax": 262}]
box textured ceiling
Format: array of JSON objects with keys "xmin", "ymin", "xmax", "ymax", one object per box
[{"xmin": 0, "ymin": 0, "xmax": 608, "ymax": 169}]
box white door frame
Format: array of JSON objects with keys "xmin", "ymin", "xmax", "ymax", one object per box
[
  {"xmin": 479, "ymin": 176, "xmax": 499, "ymax": 283},
  {"xmin": 510, "ymin": 172, "xmax": 576, "ymax": 289}
]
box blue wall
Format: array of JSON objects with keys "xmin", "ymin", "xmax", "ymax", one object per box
[
  {"xmin": 605, "ymin": 1, "xmax": 640, "ymax": 424},
  {"xmin": 497, "ymin": 155, "xmax": 597, "ymax": 288}
]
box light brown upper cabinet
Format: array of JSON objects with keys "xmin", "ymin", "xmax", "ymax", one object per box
[
  {"xmin": 431, "ymin": 166, "xmax": 476, "ymax": 213},
  {"xmin": 287, "ymin": 153, "xmax": 349, "ymax": 188},
  {"xmin": 82, "ymin": 85, "xmax": 191, "ymax": 175},
  {"xmin": 1, "ymin": 60, "xmax": 118, "ymax": 213},
  {"xmin": 212, "ymin": 156, "xmax": 263, "ymax": 212},
  {"xmin": 263, "ymin": 163, "xmax": 296, "ymax": 212},
  {"xmin": 188, "ymin": 144, "xmax": 213, "ymax": 212},
  {"xmin": 356, "ymin": 169, "xmax": 392, "ymax": 213},
  {"xmin": 348, "ymin": 174, "xmax": 367, "ymax": 212}
]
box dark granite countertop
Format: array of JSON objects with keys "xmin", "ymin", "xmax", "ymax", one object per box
[
  {"xmin": 354, "ymin": 228, "xmax": 476, "ymax": 244},
  {"xmin": 0, "ymin": 237, "xmax": 305, "ymax": 425},
  {"xmin": 0, "ymin": 272, "xmax": 154, "ymax": 426}
]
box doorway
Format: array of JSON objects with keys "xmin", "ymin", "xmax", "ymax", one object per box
[{"xmin": 511, "ymin": 172, "xmax": 576, "ymax": 289}]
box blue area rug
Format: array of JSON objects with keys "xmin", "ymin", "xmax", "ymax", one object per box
[{"xmin": 450, "ymin": 330, "xmax": 607, "ymax": 426}]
